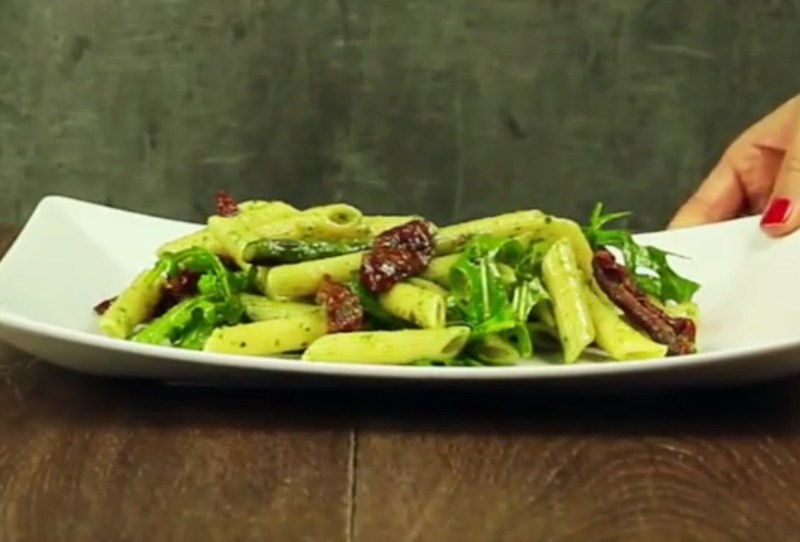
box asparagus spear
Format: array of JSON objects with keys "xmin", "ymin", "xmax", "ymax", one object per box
[{"xmin": 242, "ymin": 238, "xmax": 372, "ymax": 265}]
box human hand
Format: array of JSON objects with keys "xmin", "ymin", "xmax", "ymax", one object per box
[{"xmin": 669, "ymin": 94, "xmax": 800, "ymax": 237}]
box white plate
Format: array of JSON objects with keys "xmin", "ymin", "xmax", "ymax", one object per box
[{"xmin": 0, "ymin": 195, "xmax": 798, "ymax": 389}]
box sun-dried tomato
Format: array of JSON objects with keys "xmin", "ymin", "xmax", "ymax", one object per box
[
  {"xmin": 93, "ymin": 296, "xmax": 117, "ymax": 315},
  {"xmin": 374, "ymin": 219, "xmax": 436, "ymax": 253},
  {"xmin": 359, "ymin": 219, "xmax": 436, "ymax": 293},
  {"xmin": 316, "ymin": 276, "xmax": 364, "ymax": 333},
  {"xmin": 592, "ymin": 250, "xmax": 696, "ymax": 355},
  {"xmin": 360, "ymin": 248, "xmax": 429, "ymax": 293},
  {"xmin": 215, "ymin": 190, "xmax": 239, "ymax": 217},
  {"xmin": 154, "ymin": 271, "xmax": 201, "ymax": 316},
  {"xmin": 166, "ymin": 271, "xmax": 200, "ymax": 300}
]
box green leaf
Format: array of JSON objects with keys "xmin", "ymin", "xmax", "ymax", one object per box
[
  {"xmin": 161, "ymin": 247, "xmax": 236, "ymax": 302},
  {"xmin": 583, "ymin": 202, "xmax": 700, "ymax": 304},
  {"xmin": 132, "ymin": 297, "xmax": 219, "ymax": 348},
  {"xmin": 447, "ymin": 236, "xmax": 527, "ymax": 338},
  {"xmin": 511, "ymin": 277, "xmax": 549, "ymax": 323},
  {"xmin": 134, "ymin": 247, "xmax": 251, "ymax": 349}
]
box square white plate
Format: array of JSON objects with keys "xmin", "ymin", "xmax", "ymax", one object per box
[{"xmin": 0, "ymin": 195, "xmax": 799, "ymax": 389}]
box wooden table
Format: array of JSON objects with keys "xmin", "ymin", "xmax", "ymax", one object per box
[{"xmin": 3, "ymin": 224, "xmax": 800, "ymax": 542}]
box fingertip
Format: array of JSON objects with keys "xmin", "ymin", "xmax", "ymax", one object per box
[
  {"xmin": 759, "ymin": 197, "xmax": 799, "ymax": 237},
  {"xmin": 667, "ymin": 212, "xmax": 704, "ymax": 230}
]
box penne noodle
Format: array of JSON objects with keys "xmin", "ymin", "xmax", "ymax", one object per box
[
  {"xmin": 204, "ymin": 313, "xmax": 327, "ymax": 356},
  {"xmin": 265, "ymin": 252, "xmax": 365, "ymax": 299},
  {"xmin": 541, "ymin": 238, "xmax": 596, "ymax": 363},
  {"xmin": 583, "ymin": 285, "xmax": 667, "ymax": 360},
  {"xmin": 302, "ymin": 327, "xmax": 471, "ymax": 364},
  {"xmin": 537, "ymin": 217, "xmax": 596, "ymax": 284},
  {"xmin": 406, "ymin": 277, "xmax": 449, "ymax": 297},
  {"xmin": 207, "ymin": 215, "xmax": 260, "ymax": 268},
  {"xmin": 242, "ymin": 206, "xmax": 364, "ymax": 243},
  {"xmin": 378, "ymin": 282, "xmax": 447, "ymax": 329},
  {"xmin": 436, "ymin": 210, "xmax": 547, "ymax": 254},
  {"xmin": 98, "ymin": 269, "xmax": 165, "ymax": 339},
  {"xmin": 239, "ymin": 293, "xmax": 321, "ymax": 321},
  {"xmin": 421, "ymin": 254, "xmax": 461, "ymax": 286},
  {"xmin": 237, "ymin": 200, "xmax": 301, "ymax": 220},
  {"xmin": 469, "ymin": 334, "xmax": 520, "ymax": 365},
  {"xmin": 300, "ymin": 203, "xmax": 362, "ymax": 224}
]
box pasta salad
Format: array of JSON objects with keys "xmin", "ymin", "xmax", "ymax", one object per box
[{"xmin": 93, "ymin": 193, "xmax": 701, "ymax": 366}]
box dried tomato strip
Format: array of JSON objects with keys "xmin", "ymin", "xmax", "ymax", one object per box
[
  {"xmin": 359, "ymin": 219, "xmax": 436, "ymax": 293},
  {"xmin": 592, "ymin": 250, "xmax": 696, "ymax": 355},
  {"xmin": 316, "ymin": 275, "xmax": 364, "ymax": 333}
]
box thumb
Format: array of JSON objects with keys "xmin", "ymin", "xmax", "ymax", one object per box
[{"xmin": 760, "ymin": 112, "xmax": 800, "ymax": 237}]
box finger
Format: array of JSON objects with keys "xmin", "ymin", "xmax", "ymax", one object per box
[
  {"xmin": 741, "ymin": 146, "xmax": 785, "ymax": 213},
  {"xmin": 669, "ymin": 94, "xmax": 799, "ymax": 230},
  {"xmin": 668, "ymin": 157, "xmax": 746, "ymax": 229},
  {"xmin": 760, "ymin": 100, "xmax": 800, "ymax": 237},
  {"xmin": 749, "ymin": 95, "xmax": 800, "ymax": 150}
]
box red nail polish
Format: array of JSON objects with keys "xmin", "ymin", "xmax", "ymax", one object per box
[{"xmin": 761, "ymin": 198, "xmax": 793, "ymax": 227}]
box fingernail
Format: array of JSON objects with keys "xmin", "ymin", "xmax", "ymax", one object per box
[{"xmin": 761, "ymin": 198, "xmax": 793, "ymax": 227}]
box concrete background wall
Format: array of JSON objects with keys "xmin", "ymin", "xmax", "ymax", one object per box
[{"xmin": 1, "ymin": 0, "xmax": 798, "ymax": 229}]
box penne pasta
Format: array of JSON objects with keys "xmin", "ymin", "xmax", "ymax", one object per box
[
  {"xmin": 406, "ymin": 277, "xmax": 449, "ymax": 297},
  {"xmin": 421, "ymin": 254, "xmax": 461, "ymax": 286},
  {"xmin": 239, "ymin": 293, "xmax": 321, "ymax": 321},
  {"xmin": 584, "ymin": 285, "xmax": 667, "ymax": 360},
  {"xmin": 300, "ymin": 203, "xmax": 362, "ymax": 223},
  {"xmin": 436, "ymin": 210, "xmax": 547, "ymax": 254},
  {"xmin": 537, "ymin": 217, "xmax": 596, "ymax": 285},
  {"xmin": 302, "ymin": 327, "xmax": 471, "ymax": 364},
  {"xmin": 245, "ymin": 204, "xmax": 364, "ymax": 242},
  {"xmin": 207, "ymin": 215, "xmax": 260, "ymax": 268},
  {"xmin": 378, "ymin": 282, "xmax": 447, "ymax": 329},
  {"xmin": 469, "ymin": 334, "xmax": 519, "ymax": 365},
  {"xmin": 541, "ymin": 238, "xmax": 596, "ymax": 363},
  {"xmin": 237, "ymin": 200, "xmax": 301, "ymax": 220},
  {"xmin": 98, "ymin": 269, "xmax": 166, "ymax": 339},
  {"xmin": 204, "ymin": 313, "xmax": 327, "ymax": 356},
  {"xmin": 265, "ymin": 252, "xmax": 365, "ymax": 299}
]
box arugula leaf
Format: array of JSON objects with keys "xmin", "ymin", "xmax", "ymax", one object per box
[
  {"xmin": 511, "ymin": 277, "xmax": 549, "ymax": 323},
  {"xmin": 132, "ymin": 297, "xmax": 218, "ymax": 348},
  {"xmin": 446, "ymin": 235, "xmax": 557, "ymax": 361},
  {"xmin": 448, "ymin": 236, "xmax": 525, "ymax": 338},
  {"xmin": 163, "ymin": 247, "xmax": 236, "ymax": 301},
  {"xmin": 133, "ymin": 247, "xmax": 249, "ymax": 348},
  {"xmin": 583, "ymin": 203, "xmax": 700, "ymax": 304}
]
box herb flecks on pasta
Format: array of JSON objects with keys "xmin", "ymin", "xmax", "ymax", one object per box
[{"xmin": 92, "ymin": 192, "xmax": 702, "ymax": 365}]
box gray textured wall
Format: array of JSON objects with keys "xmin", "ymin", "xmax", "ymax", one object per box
[{"xmin": 1, "ymin": 0, "xmax": 798, "ymax": 230}]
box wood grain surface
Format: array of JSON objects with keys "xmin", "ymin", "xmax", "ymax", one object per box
[
  {"xmin": 4, "ymin": 223, "xmax": 800, "ymax": 542},
  {"xmin": 0, "ymin": 226, "xmax": 352, "ymax": 542}
]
